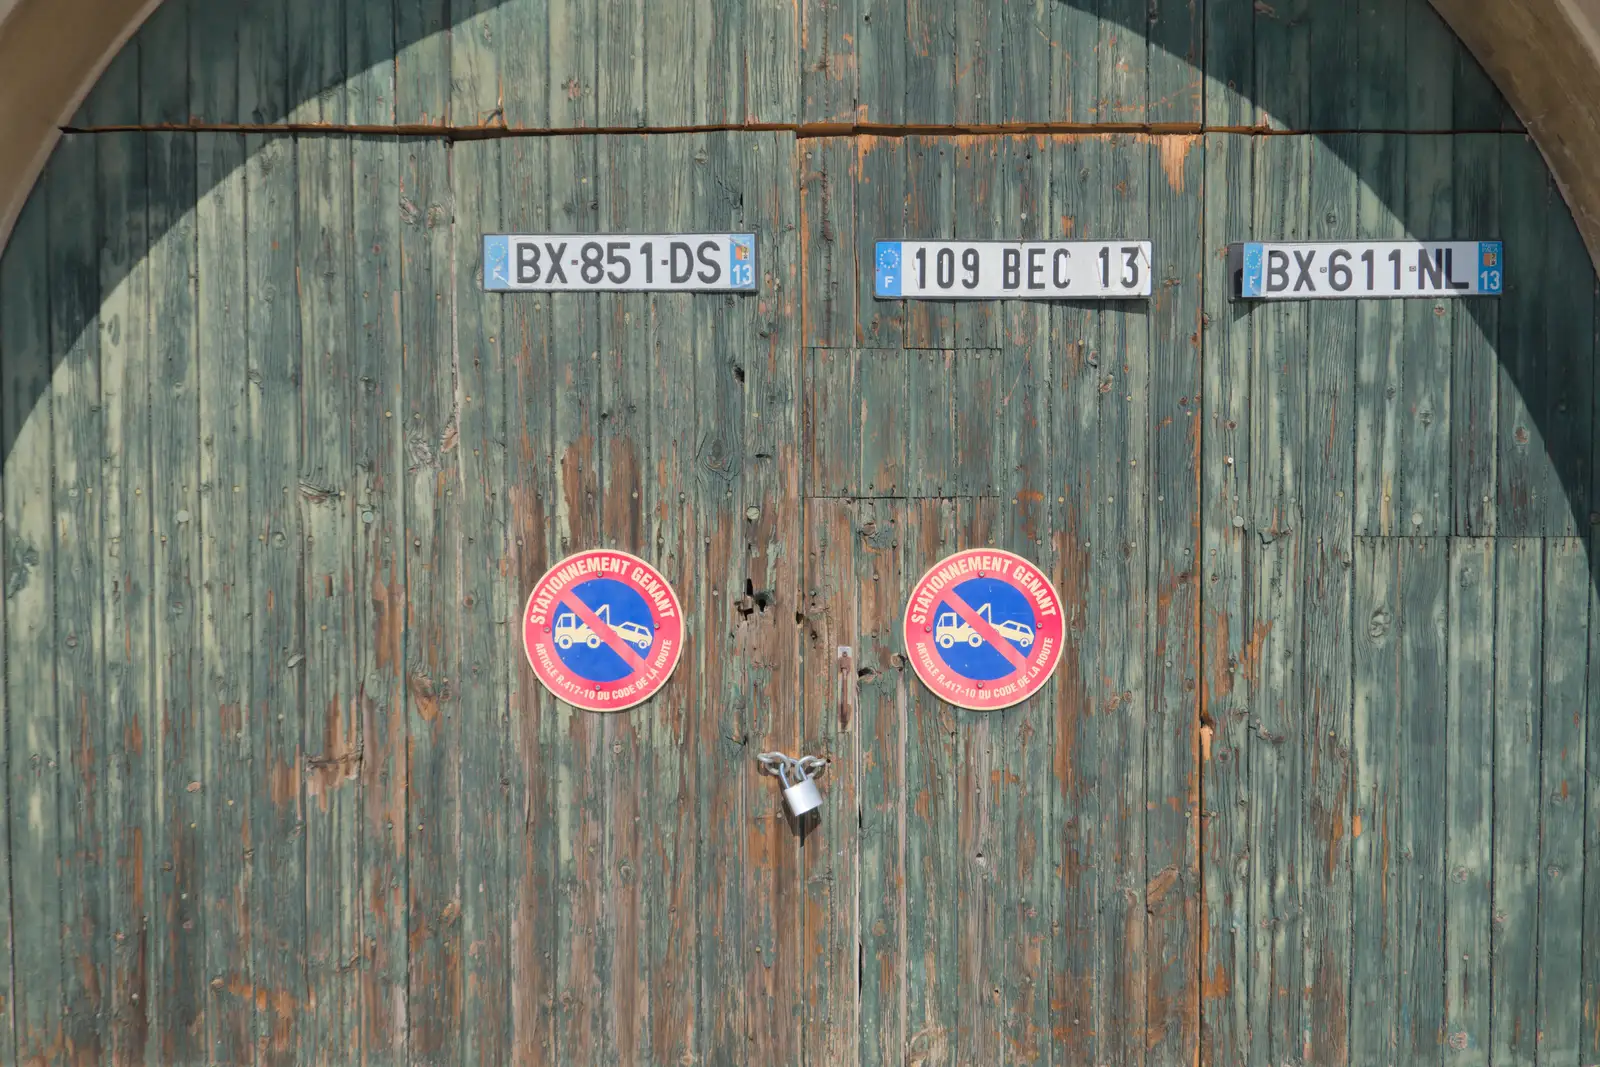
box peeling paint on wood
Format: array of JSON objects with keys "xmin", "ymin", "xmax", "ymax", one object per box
[{"xmin": 2, "ymin": 0, "xmax": 1600, "ymax": 1064}]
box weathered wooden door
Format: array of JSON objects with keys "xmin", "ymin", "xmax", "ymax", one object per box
[{"xmin": 3, "ymin": 0, "xmax": 1600, "ymax": 1064}]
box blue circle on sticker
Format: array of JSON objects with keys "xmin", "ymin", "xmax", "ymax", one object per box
[
  {"xmin": 551, "ymin": 577, "xmax": 656, "ymax": 683},
  {"xmin": 931, "ymin": 577, "xmax": 1036, "ymax": 681}
]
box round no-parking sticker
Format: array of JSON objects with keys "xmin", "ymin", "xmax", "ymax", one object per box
[
  {"xmin": 522, "ymin": 549, "xmax": 684, "ymax": 712},
  {"xmin": 902, "ymin": 548, "xmax": 1064, "ymax": 711}
]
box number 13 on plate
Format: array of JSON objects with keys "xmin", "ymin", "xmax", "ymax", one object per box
[{"xmin": 874, "ymin": 240, "xmax": 1154, "ymax": 300}]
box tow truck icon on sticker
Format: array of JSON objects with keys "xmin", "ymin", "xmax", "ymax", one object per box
[
  {"xmin": 523, "ymin": 549, "xmax": 685, "ymax": 713},
  {"xmin": 903, "ymin": 548, "xmax": 1064, "ymax": 711},
  {"xmin": 553, "ymin": 603, "xmax": 655, "ymax": 651},
  {"xmin": 935, "ymin": 602, "xmax": 1035, "ymax": 650}
]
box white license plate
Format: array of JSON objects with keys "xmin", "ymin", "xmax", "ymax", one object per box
[
  {"xmin": 1230, "ymin": 241, "xmax": 1503, "ymax": 299},
  {"xmin": 484, "ymin": 233, "xmax": 758, "ymax": 292},
  {"xmin": 875, "ymin": 240, "xmax": 1153, "ymax": 299}
]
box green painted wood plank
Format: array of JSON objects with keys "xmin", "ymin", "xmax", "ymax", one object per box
[
  {"xmin": 45, "ymin": 129, "xmax": 108, "ymax": 1067},
  {"xmin": 737, "ymin": 350, "xmax": 804, "ymax": 1067},
  {"xmin": 1451, "ymin": 133, "xmax": 1501, "ymax": 537},
  {"xmin": 1202, "ymin": 0, "xmax": 1253, "ymax": 125},
  {"xmin": 687, "ymin": 129, "xmax": 751, "ymax": 1067},
  {"xmin": 1094, "ymin": 135, "xmax": 1152, "ymax": 1067},
  {"xmin": 1445, "ymin": 537, "xmax": 1494, "ymax": 1066},
  {"xmin": 0, "ymin": 186, "xmax": 60, "ymax": 1067},
  {"xmin": 703, "ymin": 0, "xmax": 749, "ymax": 123},
  {"xmin": 953, "ymin": 498, "xmax": 1003, "ymax": 1067},
  {"xmin": 1350, "ymin": 537, "xmax": 1402, "ymax": 1065},
  {"xmin": 1145, "ymin": 129, "xmax": 1202, "ymax": 1067},
  {"xmin": 1149, "ymin": 0, "xmax": 1203, "ymax": 124},
  {"xmin": 345, "ymin": 13, "xmax": 408, "ymax": 1061},
  {"xmin": 546, "ymin": 136, "xmax": 615, "ymax": 1067},
  {"xmin": 289, "ymin": 8, "xmax": 361, "ymax": 1057},
  {"xmin": 904, "ymin": 137, "xmax": 953, "ymax": 352},
  {"xmin": 951, "ymin": 348, "xmax": 999, "ymax": 497},
  {"xmin": 193, "ymin": 124, "xmax": 256, "ymax": 1067},
  {"xmin": 953, "ymin": 140, "xmax": 999, "ymax": 352},
  {"xmin": 1307, "ymin": 0, "xmax": 1358, "ymax": 129},
  {"xmin": 955, "ymin": 0, "xmax": 1001, "ymax": 125},
  {"xmin": 1101, "ymin": 0, "xmax": 1149, "ymax": 123},
  {"xmin": 1301, "ymin": 132, "xmax": 1357, "ymax": 1064},
  {"xmin": 1396, "ymin": 538, "xmax": 1448, "ymax": 1060},
  {"xmin": 859, "ymin": 348, "xmax": 907, "ymax": 496},
  {"xmin": 1249, "ymin": 135, "xmax": 1308, "ymax": 535},
  {"xmin": 450, "ymin": 0, "xmax": 503, "ymax": 129},
  {"xmin": 806, "ymin": 346, "xmax": 857, "ymax": 497},
  {"xmin": 346, "ymin": 0, "xmax": 398, "ymax": 124},
  {"xmin": 1538, "ymin": 538, "xmax": 1589, "ymax": 1060},
  {"xmin": 802, "ymin": 0, "xmax": 856, "ymax": 123},
  {"xmin": 1355, "ymin": 0, "xmax": 1407, "ymax": 129},
  {"xmin": 640, "ymin": 131, "xmax": 699, "ymax": 1067},
  {"xmin": 1353, "ymin": 132, "xmax": 1406, "ymax": 534},
  {"xmin": 900, "ymin": 497, "xmax": 962, "ymax": 1066},
  {"xmin": 452, "ymin": 32, "xmax": 509, "ymax": 1067},
  {"xmin": 395, "ymin": 0, "xmax": 451, "ymax": 125},
  {"xmin": 93, "ymin": 108, "xmax": 158, "ymax": 1067},
  {"xmin": 1405, "ymin": 0, "xmax": 1458, "ymax": 129},
  {"xmin": 599, "ymin": 0, "xmax": 644, "ymax": 126},
  {"xmin": 857, "ymin": 0, "xmax": 906, "ymax": 124},
  {"xmin": 857, "ymin": 138, "xmax": 906, "ymax": 351},
  {"xmin": 1585, "ymin": 530, "xmax": 1600, "ymax": 1067},
  {"xmin": 1492, "ymin": 537, "xmax": 1542, "ymax": 1067},
  {"xmin": 147, "ymin": 122, "xmax": 208, "ymax": 1066},
  {"xmin": 723, "ymin": 131, "xmax": 802, "ymax": 1067},
  {"xmin": 141, "ymin": 5, "xmax": 204, "ymax": 1055},
  {"xmin": 398, "ymin": 136, "xmax": 464, "ymax": 1063},
  {"xmin": 287, "ymin": 0, "xmax": 347, "ymax": 124},
  {"xmin": 799, "ymin": 498, "xmax": 862, "ymax": 1067},
  {"xmin": 1245, "ymin": 134, "xmax": 1309, "ymax": 1067},
  {"xmin": 1198, "ymin": 128, "xmax": 1254, "ymax": 1067},
  {"xmin": 745, "ymin": 0, "xmax": 798, "ymax": 122},
  {"xmin": 499, "ymin": 134, "xmax": 559, "ymax": 1067},
  {"xmin": 906, "ymin": 349, "xmax": 954, "ymax": 497},
  {"xmin": 645, "ymin": 0, "xmax": 693, "ymax": 124},
  {"xmin": 799, "ymin": 138, "xmax": 857, "ymax": 352},
  {"xmin": 452, "ymin": 138, "xmax": 514, "ymax": 1067},
  {"xmin": 1399, "ymin": 134, "xmax": 1455, "ymax": 536},
  {"xmin": 498, "ymin": 0, "xmax": 550, "ymax": 128},
  {"xmin": 596, "ymin": 133, "xmax": 648, "ymax": 1065},
  {"xmin": 851, "ymin": 502, "xmax": 902, "ymax": 1067},
  {"xmin": 1048, "ymin": 131, "xmax": 1108, "ymax": 1067},
  {"xmin": 244, "ymin": 131, "xmax": 308, "ymax": 1067},
  {"xmin": 905, "ymin": 0, "xmax": 954, "ymax": 124},
  {"xmin": 994, "ymin": 135, "xmax": 1053, "ymax": 1067},
  {"xmin": 238, "ymin": 0, "xmax": 289, "ymax": 125},
  {"xmin": 1496, "ymin": 137, "xmax": 1554, "ymax": 536},
  {"xmin": 1542, "ymin": 177, "xmax": 1596, "ymax": 534}
]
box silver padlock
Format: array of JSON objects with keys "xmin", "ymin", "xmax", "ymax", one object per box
[{"xmin": 779, "ymin": 761, "xmax": 823, "ymax": 817}]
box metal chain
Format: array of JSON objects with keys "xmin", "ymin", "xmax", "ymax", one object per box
[{"xmin": 756, "ymin": 750, "xmax": 828, "ymax": 780}]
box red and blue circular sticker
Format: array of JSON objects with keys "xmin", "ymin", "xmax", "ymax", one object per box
[
  {"xmin": 902, "ymin": 548, "xmax": 1064, "ymax": 711},
  {"xmin": 522, "ymin": 549, "xmax": 685, "ymax": 712}
]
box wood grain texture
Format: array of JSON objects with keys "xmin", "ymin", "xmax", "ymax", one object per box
[{"xmin": 6, "ymin": 0, "xmax": 1600, "ymax": 1064}]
